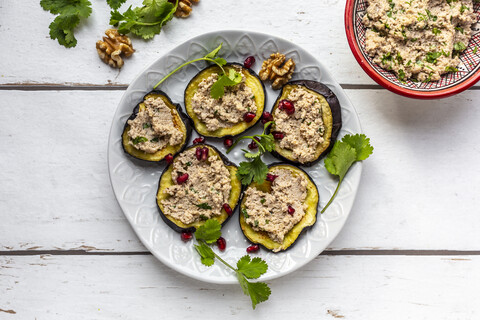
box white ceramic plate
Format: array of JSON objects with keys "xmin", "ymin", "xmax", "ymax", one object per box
[{"xmin": 108, "ymin": 30, "xmax": 362, "ymax": 284}]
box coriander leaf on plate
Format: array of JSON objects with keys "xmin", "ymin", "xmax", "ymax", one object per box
[
  {"xmin": 107, "ymin": 0, "xmax": 127, "ymax": 10},
  {"xmin": 41, "ymin": 0, "xmax": 92, "ymax": 17},
  {"xmin": 236, "ymin": 255, "xmax": 268, "ymax": 279},
  {"xmin": 210, "ymin": 69, "xmax": 243, "ymax": 99},
  {"xmin": 194, "ymin": 219, "xmax": 221, "ymax": 243},
  {"xmin": 204, "ymin": 43, "xmax": 223, "ymax": 59},
  {"xmin": 341, "ymin": 134, "xmax": 374, "ymax": 160},
  {"xmin": 194, "ymin": 242, "xmax": 215, "ymax": 266},
  {"xmin": 237, "ymin": 156, "xmax": 268, "ymax": 186}
]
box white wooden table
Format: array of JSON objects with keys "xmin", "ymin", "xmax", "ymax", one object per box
[{"xmin": 1, "ymin": 1, "xmax": 480, "ymax": 318}]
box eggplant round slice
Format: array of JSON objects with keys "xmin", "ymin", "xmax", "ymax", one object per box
[
  {"xmin": 156, "ymin": 144, "xmax": 242, "ymax": 233},
  {"xmin": 239, "ymin": 164, "xmax": 319, "ymax": 252},
  {"xmin": 269, "ymin": 80, "xmax": 342, "ymax": 166},
  {"xmin": 184, "ymin": 63, "xmax": 265, "ymax": 138},
  {"xmin": 122, "ymin": 90, "xmax": 192, "ymax": 162}
]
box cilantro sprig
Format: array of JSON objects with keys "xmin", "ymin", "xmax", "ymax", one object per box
[
  {"xmin": 40, "ymin": 0, "xmax": 92, "ymax": 48},
  {"xmin": 153, "ymin": 43, "xmax": 242, "ymax": 99},
  {"xmin": 227, "ymin": 122, "xmax": 275, "ymax": 185},
  {"xmin": 106, "ymin": 0, "xmax": 127, "ymax": 10},
  {"xmin": 110, "ymin": 0, "xmax": 178, "ymax": 40},
  {"xmin": 194, "ymin": 220, "xmax": 271, "ymax": 309},
  {"xmin": 321, "ymin": 134, "xmax": 373, "ymax": 213}
]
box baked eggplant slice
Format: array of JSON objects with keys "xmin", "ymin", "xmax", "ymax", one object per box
[
  {"xmin": 239, "ymin": 164, "xmax": 319, "ymax": 252},
  {"xmin": 269, "ymin": 80, "xmax": 342, "ymax": 166},
  {"xmin": 156, "ymin": 144, "xmax": 242, "ymax": 233},
  {"xmin": 122, "ymin": 90, "xmax": 192, "ymax": 162},
  {"xmin": 184, "ymin": 63, "xmax": 265, "ymax": 138}
]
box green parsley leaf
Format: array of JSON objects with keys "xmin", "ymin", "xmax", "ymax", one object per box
[
  {"xmin": 110, "ymin": 0, "xmax": 178, "ymax": 40},
  {"xmin": 199, "ymin": 214, "xmax": 208, "ymax": 221},
  {"xmin": 425, "ymin": 51, "xmax": 442, "ymax": 64},
  {"xmin": 194, "ymin": 219, "xmax": 221, "ymax": 243},
  {"xmin": 242, "ymin": 208, "xmax": 249, "ymax": 218},
  {"xmin": 132, "ymin": 136, "xmax": 148, "ymax": 144},
  {"xmin": 432, "ymin": 27, "xmax": 441, "ymax": 35},
  {"xmin": 204, "ymin": 43, "xmax": 222, "ymax": 59},
  {"xmin": 237, "ymin": 156, "xmax": 269, "ymax": 185},
  {"xmin": 194, "ymin": 242, "xmax": 215, "ymax": 266},
  {"xmin": 210, "ymin": 68, "xmax": 243, "ymax": 99},
  {"xmin": 455, "ymin": 27, "xmax": 464, "ymax": 34},
  {"xmin": 196, "ymin": 202, "xmax": 212, "ymax": 210},
  {"xmin": 445, "ymin": 66, "xmax": 458, "ymax": 72},
  {"xmin": 260, "ymin": 198, "xmax": 266, "ymax": 204},
  {"xmin": 40, "ymin": 0, "xmax": 92, "ymax": 48},
  {"xmin": 236, "ymin": 255, "xmax": 268, "ymax": 279},
  {"xmin": 143, "ymin": 123, "xmax": 151, "ymax": 129},
  {"xmin": 454, "ymin": 42, "xmax": 467, "ymax": 53},
  {"xmin": 236, "ymin": 274, "xmax": 271, "ymax": 310},
  {"xmin": 322, "ymin": 134, "xmax": 373, "ymax": 213},
  {"xmin": 106, "ymin": 0, "xmax": 127, "ymax": 10}
]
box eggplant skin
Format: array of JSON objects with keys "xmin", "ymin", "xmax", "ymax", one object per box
[
  {"xmin": 156, "ymin": 144, "xmax": 242, "ymax": 233},
  {"xmin": 184, "ymin": 63, "xmax": 266, "ymax": 138},
  {"xmin": 268, "ymin": 80, "xmax": 342, "ymax": 167},
  {"xmin": 239, "ymin": 163, "xmax": 319, "ymax": 252},
  {"xmin": 122, "ymin": 90, "xmax": 192, "ymax": 162}
]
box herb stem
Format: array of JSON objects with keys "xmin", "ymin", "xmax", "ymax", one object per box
[
  {"xmin": 202, "ymin": 240, "xmax": 237, "ymax": 272},
  {"xmin": 321, "ymin": 177, "xmax": 343, "ymax": 213},
  {"xmin": 153, "ymin": 57, "xmax": 225, "ymax": 89}
]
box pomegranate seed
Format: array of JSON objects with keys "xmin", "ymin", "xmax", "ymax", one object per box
[
  {"xmin": 266, "ymin": 173, "xmax": 278, "ymax": 182},
  {"xmin": 272, "ymin": 132, "xmax": 284, "ymax": 140},
  {"xmin": 195, "ymin": 147, "xmax": 203, "ymax": 160},
  {"xmin": 223, "ymin": 203, "xmax": 233, "ymax": 216},
  {"xmin": 288, "ymin": 205, "xmax": 295, "ymax": 216},
  {"xmin": 246, "ymin": 244, "xmax": 260, "ymax": 254},
  {"xmin": 201, "ymin": 147, "xmax": 209, "ymax": 161},
  {"xmin": 261, "ymin": 112, "xmax": 273, "ymax": 124},
  {"xmin": 217, "ymin": 237, "xmax": 226, "ymax": 251},
  {"xmin": 176, "ymin": 173, "xmax": 189, "ymax": 184},
  {"xmin": 243, "ymin": 112, "xmax": 256, "ymax": 123},
  {"xmin": 193, "ymin": 137, "xmax": 205, "ymax": 144},
  {"xmin": 165, "ymin": 153, "xmax": 174, "ymax": 164},
  {"xmin": 224, "ymin": 137, "xmax": 234, "ymax": 148},
  {"xmin": 248, "ymin": 140, "xmax": 258, "ymax": 149},
  {"xmin": 244, "ymin": 56, "xmax": 255, "ymax": 69},
  {"xmin": 279, "ymin": 99, "xmax": 295, "ymax": 115},
  {"xmin": 181, "ymin": 232, "xmax": 193, "ymax": 242}
]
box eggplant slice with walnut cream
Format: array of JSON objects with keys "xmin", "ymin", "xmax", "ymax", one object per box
[
  {"xmin": 156, "ymin": 144, "xmax": 242, "ymax": 233},
  {"xmin": 122, "ymin": 90, "xmax": 192, "ymax": 162},
  {"xmin": 184, "ymin": 63, "xmax": 266, "ymax": 138},
  {"xmin": 239, "ymin": 164, "xmax": 319, "ymax": 252},
  {"xmin": 268, "ymin": 80, "xmax": 342, "ymax": 166}
]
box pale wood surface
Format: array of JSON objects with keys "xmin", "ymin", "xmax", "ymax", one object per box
[{"xmin": 1, "ymin": 0, "xmax": 479, "ymax": 317}]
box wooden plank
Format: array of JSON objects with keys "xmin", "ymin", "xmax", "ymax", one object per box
[
  {"xmin": 0, "ymin": 0, "xmax": 385, "ymax": 86},
  {"xmin": 0, "ymin": 89, "xmax": 479, "ymax": 251},
  {"xmin": 0, "ymin": 255, "xmax": 479, "ymax": 318}
]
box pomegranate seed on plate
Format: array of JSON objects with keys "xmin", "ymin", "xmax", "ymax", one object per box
[
  {"xmin": 272, "ymin": 132, "xmax": 284, "ymax": 140},
  {"xmin": 201, "ymin": 147, "xmax": 209, "ymax": 161},
  {"xmin": 261, "ymin": 112, "xmax": 273, "ymax": 124},
  {"xmin": 288, "ymin": 205, "xmax": 295, "ymax": 216},
  {"xmin": 195, "ymin": 147, "xmax": 203, "ymax": 160},
  {"xmin": 181, "ymin": 232, "xmax": 193, "ymax": 242},
  {"xmin": 217, "ymin": 237, "xmax": 226, "ymax": 251},
  {"xmin": 243, "ymin": 112, "xmax": 256, "ymax": 123},
  {"xmin": 176, "ymin": 173, "xmax": 189, "ymax": 184},
  {"xmin": 246, "ymin": 244, "xmax": 260, "ymax": 254},
  {"xmin": 248, "ymin": 140, "xmax": 258, "ymax": 149},
  {"xmin": 165, "ymin": 153, "xmax": 173, "ymax": 164},
  {"xmin": 192, "ymin": 137, "xmax": 205, "ymax": 144},
  {"xmin": 223, "ymin": 203, "xmax": 233, "ymax": 216},
  {"xmin": 244, "ymin": 56, "xmax": 255, "ymax": 69},
  {"xmin": 266, "ymin": 173, "xmax": 278, "ymax": 182},
  {"xmin": 224, "ymin": 137, "xmax": 234, "ymax": 148}
]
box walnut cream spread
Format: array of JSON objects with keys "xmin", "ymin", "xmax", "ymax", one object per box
[
  {"xmin": 161, "ymin": 148, "xmax": 231, "ymax": 225},
  {"xmin": 274, "ymin": 87, "xmax": 326, "ymax": 163},
  {"xmin": 127, "ymin": 97, "xmax": 183, "ymax": 153},
  {"xmin": 191, "ymin": 71, "xmax": 257, "ymax": 132},
  {"xmin": 243, "ymin": 169, "xmax": 308, "ymax": 247},
  {"xmin": 362, "ymin": 0, "xmax": 477, "ymax": 81}
]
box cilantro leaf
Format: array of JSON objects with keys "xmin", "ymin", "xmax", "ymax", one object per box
[
  {"xmin": 259, "ymin": 135, "xmax": 275, "ymax": 152},
  {"xmin": 107, "ymin": 0, "xmax": 127, "ymax": 10},
  {"xmin": 237, "ymin": 156, "xmax": 268, "ymax": 185},
  {"xmin": 214, "ymin": 57, "xmax": 227, "ymax": 66},
  {"xmin": 236, "ymin": 273, "xmax": 271, "ymax": 309},
  {"xmin": 204, "ymin": 43, "xmax": 222, "ymax": 59},
  {"xmin": 110, "ymin": 0, "xmax": 177, "ymax": 40},
  {"xmin": 194, "ymin": 242, "xmax": 215, "ymax": 266},
  {"xmin": 341, "ymin": 134, "xmax": 374, "ymax": 161},
  {"xmin": 194, "ymin": 219, "xmax": 221, "ymax": 243},
  {"xmin": 40, "ymin": 0, "xmax": 92, "ymax": 48},
  {"xmin": 322, "ymin": 134, "xmax": 373, "ymax": 213},
  {"xmin": 196, "ymin": 202, "xmax": 212, "ymax": 210},
  {"xmin": 210, "ymin": 69, "xmax": 242, "ymax": 99},
  {"xmin": 236, "ymin": 255, "xmax": 268, "ymax": 279}
]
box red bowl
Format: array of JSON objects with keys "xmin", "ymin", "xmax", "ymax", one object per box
[{"xmin": 345, "ymin": 0, "xmax": 480, "ymax": 99}]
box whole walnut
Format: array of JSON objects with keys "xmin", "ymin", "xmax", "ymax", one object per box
[{"xmin": 96, "ymin": 29, "xmax": 134, "ymax": 68}]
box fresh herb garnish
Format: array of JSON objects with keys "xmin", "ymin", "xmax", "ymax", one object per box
[
  {"xmin": 194, "ymin": 220, "xmax": 271, "ymax": 309},
  {"xmin": 321, "ymin": 134, "xmax": 373, "ymax": 213},
  {"xmin": 432, "ymin": 27, "xmax": 441, "ymax": 35},
  {"xmin": 110, "ymin": 0, "xmax": 178, "ymax": 40},
  {"xmin": 454, "ymin": 42, "xmax": 467, "ymax": 52},
  {"xmin": 260, "ymin": 198, "xmax": 266, "ymax": 204},
  {"xmin": 196, "ymin": 203, "xmax": 212, "ymax": 210},
  {"xmin": 143, "ymin": 123, "xmax": 151, "ymax": 129},
  {"xmin": 474, "ymin": 46, "xmax": 478, "ymax": 54},
  {"xmin": 106, "ymin": 0, "xmax": 127, "ymax": 10},
  {"xmin": 152, "ymin": 43, "xmax": 241, "ymax": 99},
  {"xmin": 199, "ymin": 214, "xmax": 208, "ymax": 221},
  {"xmin": 227, "ymin": 122, "xmax": 275, "ymax": 185},
  {"xmin": 150, "ymin": 137, "xmax": 159, "ymax": 142},
  {"xmin": 40, "ymin": 0, "xmax": 92, "ymax": 48},
  {"xmin": 242, "ymin": 208, "xmax": 249, "ymax": 218},
  {"xmin": 398, "ymin": 69, "xmax": 406, "ymax": 81},
  {"xmin": 445, "ymin": 66, "xmax": 458, "ymax": 72},
  {"xmin": 132, "ymin": 136, "xmax": 148, "ymax": 144},
  {"xmin": 460, "ymin": 4, "xmax": 469, "ymax": 13},
  {"xmin": 425, "ymin": 51, "xmax": 442, "ymax": 64}
]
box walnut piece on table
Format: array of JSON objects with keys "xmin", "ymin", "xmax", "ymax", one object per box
[
  {"xmin": 96, "ymin": 29, "xmax": 134, "ymax": 68},
  {"xmin": 169, "ymin": 0, "xmax": 200, "ymax": 18},
  {"xmin": 259, "ymin": 52, "xmax": 296, "ymax": 90}
]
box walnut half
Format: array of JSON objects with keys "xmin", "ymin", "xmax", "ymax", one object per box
[
  {"xmin": 169, "ymin": 0, "xmax": 200, "ymax": 18},
  {"xmin": 259, "ymin": 53, "xmax": 296, "ymax": 90},
  {"xmin": 96, "ymin": 29, "xmax": 134, "ymax": 68}
]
